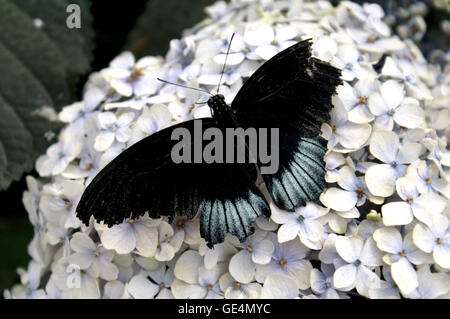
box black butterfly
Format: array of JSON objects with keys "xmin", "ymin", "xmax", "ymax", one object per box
[{"xmin": 76, "ymin": 38, "xmax": 342, "ymax": 247}]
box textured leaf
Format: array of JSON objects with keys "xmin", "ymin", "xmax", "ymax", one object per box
[
  {"xmin": 13, "ymin": 0, "xmax": 94, "ymax": 78},
  {"xmin": 0, "ymin": 95, "xmax": 33, "ymax": 190},
  {"xmin": 0, "ymin": 0, "xmax": 94, "ymax": 190}
]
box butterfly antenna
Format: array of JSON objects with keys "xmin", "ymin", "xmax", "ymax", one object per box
[
  {"xmin": 217, "ymin": 33, "xmax": 235, "ymax": 94},
  {"xmin": 157, "ymin": 78, "xmax": 213, "ymax": 96}
]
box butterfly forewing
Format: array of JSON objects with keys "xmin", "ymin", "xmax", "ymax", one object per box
[{"xmin": 76, "ymin": 118, "xmax": 270, "ymax": 246}]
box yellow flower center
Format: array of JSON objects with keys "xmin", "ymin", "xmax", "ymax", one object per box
[
  {"xmin": 356, "ymin": 188, "xmax": 364, "ymax": 198},
  {"xmin": 358, "ymin": 96, "xmax": 368, "ymax": 105},
  {"xmin": 176, "ymin": 219, "xmax": 186, "ymax": 229},
  {"xmin": 278, "ymin": 258, "xmax": 287, "ymax": 267}
]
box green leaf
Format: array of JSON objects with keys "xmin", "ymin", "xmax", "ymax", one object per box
[
  {"xmin": 0, "ymin": 142, "xmax": 7, "ymax": 185},
  {"xmin": 13, "ymin": 0, "xmax": 94, "ymax": 78},
  {"xmin": 125, "ymin": 0, "xmax": 215, "ymax": 58},
  {"xmin": 0, "ymin": 95, "xmax": 33, "ymax": 190},
  {"xmin": 0, "ymin": 0, "xmax": 94, "ymax": 190}
]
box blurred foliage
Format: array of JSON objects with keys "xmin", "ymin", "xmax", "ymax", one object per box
[
  {"xmin": 0, "ymin": 217, "xmax": 33, "ymax": 293},
  {"xmin": 0, "ymin": 0, "xmax": 94, "ymax": 191},
  {"xmin": 125, "ymin": 0, "xmax": 215, "ymax": 58}
]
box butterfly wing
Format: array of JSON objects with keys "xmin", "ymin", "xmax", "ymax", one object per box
[
  {"xmin": 76, "ymin": 118, "xmax": 269, "ymax": 246},
  {"xmin": 231, "ymin": 39, "xmax": 341, "ymax": 210},
  {"xmin": 231, "ymin": 39, "xmax": 342, "ymax": 137},
  {"xmin": 263, "ymin": 133, "xmax": 327, "ymax": 211}
]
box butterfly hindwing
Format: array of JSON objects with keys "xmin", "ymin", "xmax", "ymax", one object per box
[
  {"xmin": 199, "ymin": 163, "xmax": 270, "ymax": 247},
  {"xmin": 262, "ymin": 133, "xmax": 327, "ymax": 211}
]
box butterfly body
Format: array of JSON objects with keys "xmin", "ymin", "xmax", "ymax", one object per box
[
  {"xmin": 76, "ymin": 39, "xmax": 342, "ymax": 247},
  {"xmin": 207, "ymin": 93, "xmax": 238, "ymax": 128}
]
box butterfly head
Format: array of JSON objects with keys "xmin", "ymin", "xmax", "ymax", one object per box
[{"xmin": 207, "ymin": 94, "xmax": 226, "ymax": 109}]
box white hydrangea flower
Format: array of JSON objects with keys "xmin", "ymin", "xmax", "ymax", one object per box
[
  {"xmin": 36, "ymin": 138, "xmax": 83, "ymax": 177},
  {"xmin": 227, "ymin": 230, "xmax": 274, "ymax": 283},
  {"xmin": 69, "ymin": 233, "xmax": 119, "ymax": 281},
  {"xmin": 219, "ymin": 272, "xmax": 261, "ymax": 299},
  {"xmin": 368, "ymin": 80, "xmax": 425, "ymax": 130},
  {"xmin": 321, "ymin": 97, "xmax": 372, "ymax": 153},
  {"xmin": 94, "ymin": 112, "xmax": 135, "ymax": 151},
  {"xmin": 412, "ymin": 215, "xmax": 450, "ymax": 269},
  {"xmin": 373, "ymin": 227, "xmax": 431, "ymax": 295},
  {"xmin": 99, "ymin": 215, "xmax": 160, "ymax": 256},
  {"xmin": 102, "ymin": 52, "xmax": 163, "ymax": 97},
  {"xmin": 333, "ymin": 236, "xmax": 383, "ymax": 297},
  {"xmin": 255, "ymin": 234, "xmax": 312, "ymax": 290},
  {"xmin": 310, "ymin": 264, "xmax": 347, "ymax": 299},
  {"xmin": 365, "ymin": 130, "xmax": 423, "ymax": 197},
  {"xmin": 271, "ymin": 202, "xmax": 328, "ymax": 249},
  {"xmin": 405, "ymin": 265, "xmax": 450, "ymax": 299},
  {"xmin": 381, "ymin": 177, "xmax": 446, "ymax": 226}
]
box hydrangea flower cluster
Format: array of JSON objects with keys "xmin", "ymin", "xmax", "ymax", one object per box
[{"xmin": 5, "ymin": 0, "xmax": 449, "ymax": 299}]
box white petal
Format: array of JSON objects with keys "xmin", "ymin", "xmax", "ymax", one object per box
[
  {"xmin": 335, "ymin": 236, "xmax": 360, "ymax": 263},
  {"xmin": 433, "ymin": 240, "xmax": 450, "ymax": 269},
  {"xmin": 229, "ymin": 250, "xmax": 255, "ymax": 284},
  {"xmin": 244, "ymin": 24, "xmax": 274, "ymax": 46},
  {"xmin": 70, "ymin": 233, "xmax": 96, "ymax": 253},
  {"xmin": 174, "ymin": 250, "xmax": 203, "ymax": 284},
  {"xmin": 94, "ymin": 257, "xmax": 119, "ymax": 281},
  {"xmin": 251, "ymin": 240, "xmax": 274, "ymax": 265},
  {"xmin": 412, "ymin": 224, "xmax": 435, "ymax": 253},
  {"xmin": 373, "ymin": 227, "xmax": 402, "ymax": 254},
  {"xmin": 381, "ymin": 202, "xmax": 413, "ymax": 226},
  {"xmin": 333, "ymin": 264, "xmax": 357, "ymax": 289},
  {"xmin": 70, "ymin": 252, "xmax": 93, "ymax": 270},
  {"xmin": 394, "ymin": 103, "xmax": 424, "ymax": 128},
  {"xmin": 391, "ymin": 258, "xmax": 418, "ymax": 295},
  {"xmin": 171, "ymin": 279, "xmax": 205, "ymax": 299},
  {"xmin": 127, "ymin": 275, "xmax": 159, "ymax": 299},
  {"xmin": 97, "ymin": 112, "xmax": 117, "ymax": 128},
  {"xmin": 368, "ymin": 92, "xmax": 389, "ymax": 116},
  {"xmin": 255, "ymin": 45, "xmax": 278, "ymax": 60},
  {"xmin": 134, "ymin": 223, "xmax": 158, "ymax": 257},
  {"xmin": 261, "ymin": 274, "xmax": 298, "ymax": 299},
  {"xmin": 320, "ymin": 187, "xmax": 357, "ymax": 211},
  {"xmin": 380, "ymin": 80, "xmax": 404, "ymax": 109},
  {"xmin": 116, "ymin": 112, "xmax": 135, "ymax": 127},
  {"xmin": 110, "ymin": 51, "xmax": 135, "ymax": 69},
  {"xmin": 337, "ymin": 122, "xmax": 371, "ymax": 150},
  {"xmin": 94, "ymin": 131, "xmax": 115, "ymax": 152},
  {"xmin": 111, "ymin": 79, "xmax": 133, "ymax": 97},
  {"xmin": 100, "ymin": 223, "xmax": 136, "ymax": 254},
  {"xmin": 213, "ymin": 52, "xmax": 245, "ymax": 66},
  {"xmin": 277, "ymin": 223, "xmax": 300, "ymax": 243},
  {"xmin": 397, "ymin": 143, "xmax": 423, "ymax": 164},
  {"xmin": 365, "ymin": 164, "xmax": 398, "ymax": 197},
  {"xmin": 369, "ymin": 130, "xmax": 399, "ymax": 163}
]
